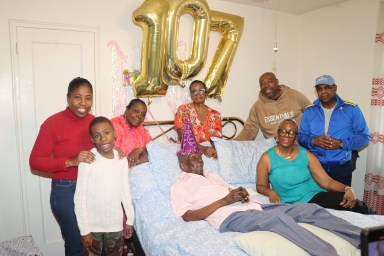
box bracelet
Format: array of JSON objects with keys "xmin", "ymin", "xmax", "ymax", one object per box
[{"xmin": 344, "ymin": 186, "xmax": 353, "ymax": 192}]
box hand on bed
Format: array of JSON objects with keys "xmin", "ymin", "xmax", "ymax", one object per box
[
  {"xmin": 124, "ymin": 224, "xmax": 133, "ymax": 239},
  {"xmin": 224, "ymin": 187, "xmax": 249, "ymax": 205},
  {"xmin": 267, "ymin": 190, "xmax": 281, "ymax": 203},
  {"xmin": 81, "ymin": 233, "xmax": 93, "ymax": 248},
  {"xmin": 127, "ymin": 148, "xmax": 144, "ymax": 167},
  {"xmin": 340, "ymin": 189, "xmax": 356, "ymax": 209}
]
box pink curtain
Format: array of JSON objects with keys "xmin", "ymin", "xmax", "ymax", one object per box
[{"xmin": 364, "ymin": 3, "xmax": 384, "ymax": 214}]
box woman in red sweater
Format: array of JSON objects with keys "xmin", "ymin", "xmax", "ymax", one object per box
[{"xmin": 29, "ymin": 77, "xmax": 95, "ymax": 256}]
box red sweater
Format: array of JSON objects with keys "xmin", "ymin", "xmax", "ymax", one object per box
[{"xmin": 29, "ymin": 107, "xmax": 94, "ymax": 180}]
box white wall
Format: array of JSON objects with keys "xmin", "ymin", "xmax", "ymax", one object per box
[
  {"xmin": 298, "ymin": 0, "xmax": 381, "ymax": 199},
  {"xmin": 0, "ymin": 0, "xmax": 380, "ymax": 242}
]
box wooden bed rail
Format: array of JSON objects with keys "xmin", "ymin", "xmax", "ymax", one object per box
[{"xmin": 143, "ymin": 116, "xmax": 245, "ymax": 141}]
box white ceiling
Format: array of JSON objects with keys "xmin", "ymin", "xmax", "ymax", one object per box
[{"xmin": 219, "ymin": 0, "xmax": 352, "ymax": 15}]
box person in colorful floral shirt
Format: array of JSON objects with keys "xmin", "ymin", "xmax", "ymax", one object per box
[
  {"xmin": 111, "ymin": 99, "xmax": 152, "ymax": 168},
  {"xmin": 174, "ymin": 80, "xmax": 222, "ymax": 159}
]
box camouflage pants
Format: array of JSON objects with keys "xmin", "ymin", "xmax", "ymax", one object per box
[{"xmin": 84, "ymin": 231, "xmax": 124, "ymax": 256}]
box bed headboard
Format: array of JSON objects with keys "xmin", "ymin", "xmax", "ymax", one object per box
[{"xmin": 143, "ymin": 116, "xmax": 244, "ymax": 141}]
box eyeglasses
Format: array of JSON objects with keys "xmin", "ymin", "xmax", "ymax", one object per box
[
  {"xmin": 190, "ymin": 88, "xmax": 206, "ymax": 95},
  {"xmin": 277, "ymin": 129, "xmax": 298, "ymax": 138}
]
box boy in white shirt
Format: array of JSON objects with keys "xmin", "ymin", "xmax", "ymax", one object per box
[{"xmin": 74, "ymin": 116, "xmax": 134, "ymax": 255}]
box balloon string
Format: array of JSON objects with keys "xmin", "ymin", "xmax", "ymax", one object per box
[{"xmin": 146, "ymin": 108, "xmax": 173, "ymax": 143}]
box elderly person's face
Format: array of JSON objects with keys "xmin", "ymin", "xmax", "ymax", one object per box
[
  {"xmin": 124, "ymin": 102, "xmax": 147, "ymax": 128},
  {"xmin": 259, "ymin": 73, "xmax": 280, "ymax": 100},
  {"xmin": 277, "ymin": 120, "xmax": 298, "ymax": 147},
  {"xmin": 180, "ymin": 153, "xmax": 204, "ymax": 176},
  {"xmin": 190, "ymin": 82, "xmax": 207, "ymax": 104}
]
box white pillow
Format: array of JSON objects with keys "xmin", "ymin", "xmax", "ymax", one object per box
[
  {"xmin": 213, "ymin": 138, "xmax": 276, "ymax": 184},
  {"xmin": 232, "ymin": 231, "xmax": 309, "ymax": 256},
  {"xmin": 232, "ymin": 223, "xmax": 359, "ymax": 256},
  {"xmin": 298, "ymin": 223, "xmax": 360, "ymax": 256},
  {"xmin": 146, "ymin": 141, "xmax": 219, "ymax": 194}
]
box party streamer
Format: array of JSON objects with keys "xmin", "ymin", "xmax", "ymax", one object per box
[{"xmin": 107, "ymin": 39, "xmax": 132, "ymax": 117}]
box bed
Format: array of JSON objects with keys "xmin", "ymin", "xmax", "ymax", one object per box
[
  {"xmin": 130, "ymin": 121, "xmax": 384, "ymax": 256},
  {"xmin": 0, "ymin": 236, "xmax": 43, "ymax": 256}
]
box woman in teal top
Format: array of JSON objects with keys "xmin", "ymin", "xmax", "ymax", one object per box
[
  {"xmin": 267, "ymin": 145, "xmax": 327, "ymax": 203},
  {"xmin": 256, "ymin": 118, "xmax": 374, "ymax": 214}
]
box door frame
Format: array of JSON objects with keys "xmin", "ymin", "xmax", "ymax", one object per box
[{"xmin": 9, "ymin": 19, "xmax": 99, "ymax": 235}]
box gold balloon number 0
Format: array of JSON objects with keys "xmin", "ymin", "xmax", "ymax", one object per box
[{"xmin": 132, "ymin": 0, "xmax": 244, "ymax": 101}]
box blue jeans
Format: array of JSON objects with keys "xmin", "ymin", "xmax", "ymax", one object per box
[
  {"xmin": 50, "ymin": 180, "xmax": 83, "ymax": 256},
  {"xmin": 322, "ymin": 160, "xmax": 353, "ymax": 186}
]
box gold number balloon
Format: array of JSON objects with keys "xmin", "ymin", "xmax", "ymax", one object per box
[
  {"xmin": 132, "ymin": 0, "xmax": 244, "ymax": 100},
  {"xmin": 205, "ymin": 11, "xmax": 244, "ymax": 101},
  {"xmin": 165, "ymin": 0, "xmax": 210, "ymax": 80},
  {"xmin": 132, "ymin": 0, "xmax": 169, "ymax": 97}
]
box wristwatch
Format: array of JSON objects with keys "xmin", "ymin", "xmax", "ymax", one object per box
[{"xmin": 339, "ymin": 140, "xmax": 343, "ymax": 149}]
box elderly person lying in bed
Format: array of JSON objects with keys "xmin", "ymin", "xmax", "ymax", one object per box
[
  {"xmin": 256, "ymin": 118, "xmax": 375, "ymax": 214},
  {"xmin": 170, "ymin": 117, "xmax": 361, "ymax": 256}
]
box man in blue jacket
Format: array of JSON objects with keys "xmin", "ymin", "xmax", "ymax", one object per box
[{"xmin": 298, "ymin": 75, "xmax": 369, "ymax": 186}]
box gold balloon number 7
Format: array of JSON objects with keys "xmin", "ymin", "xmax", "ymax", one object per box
[{"xmin": 132, "ymin": 0, "xmax": 244, "ymax": 101}]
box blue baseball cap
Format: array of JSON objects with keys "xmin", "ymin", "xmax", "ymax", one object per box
[{"xmin": 315, "ymin": 75, "xmax": 336, "ymax": 87}]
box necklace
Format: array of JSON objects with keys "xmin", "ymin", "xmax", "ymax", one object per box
[{"xmin": 277, "ymin": 147, "xmax": 294, "ymax": 159}]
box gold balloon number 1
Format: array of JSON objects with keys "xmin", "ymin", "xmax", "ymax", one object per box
[{"xmin": 132, "ymin": 0, "xmax": 244, "ymax": 101}]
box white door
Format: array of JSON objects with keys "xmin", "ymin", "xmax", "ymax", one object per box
[{"xmin": 11, "ymin": 21, "xmax": 97, "ymax": 255}]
